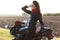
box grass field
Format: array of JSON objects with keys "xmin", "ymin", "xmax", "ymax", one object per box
[
  {"xmin": 0, "ymin": 28, "xmax": 60, "ymax": 40},
  {"xmin": 0, "ymin": 28, "xmax": 13, "ymax": 40}
]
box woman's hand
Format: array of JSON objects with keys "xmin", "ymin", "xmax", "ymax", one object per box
[
  {"xmin": 35, "ymin": 27, "xmax": 41, "ymax": 34},
  {"xmin": 27, "ymin": 5, "xmax": 32, "ymax": 8}
]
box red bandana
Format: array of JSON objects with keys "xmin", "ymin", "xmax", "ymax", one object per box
[{"xmin": 32, "ymin": 8, "xmax": 37, "ymax": 14}]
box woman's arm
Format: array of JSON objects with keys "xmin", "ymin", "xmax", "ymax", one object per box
[{"xmin": 22, "ymin": 6, "xmax": 31, "ymax": 14}]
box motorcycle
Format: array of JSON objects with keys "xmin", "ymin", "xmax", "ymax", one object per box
[
  {"xmin": 10, "ymin": 25, "xmax": 55, "ymax": 40},
  {"xmin": 10, "ymin": 20, "xmax": 54, "ymax": 40}
]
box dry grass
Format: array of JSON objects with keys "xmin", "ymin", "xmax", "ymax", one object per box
[
  {"xmin": 0, "ymin": 28, "xmax": 13, "ymax": 40},
  {"xmin": 43, "ymin": 16, "xmax": 60, "ymax": 37}
]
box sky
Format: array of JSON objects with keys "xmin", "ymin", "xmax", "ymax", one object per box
[{"xmin": 0, "ymin": 0, "xmax": 60, "ymax": 16}]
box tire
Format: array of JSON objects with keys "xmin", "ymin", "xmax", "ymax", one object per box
[
  {"xmin": 42, "ymin": 36, "xmax": 50, "ymax": 40},
  {"xmin": 42, "ymin": 36, "xmax": 47, "ymax": 40}
]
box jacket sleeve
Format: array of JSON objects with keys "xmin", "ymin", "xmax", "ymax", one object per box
[{"xmin": 22, "ymin": 6, "xmax": 31, "ymax": 14}]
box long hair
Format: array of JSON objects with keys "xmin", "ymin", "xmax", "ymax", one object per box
[{"xmin": 33, "ymin": 1, "xmax": 40, "ymax": 13}]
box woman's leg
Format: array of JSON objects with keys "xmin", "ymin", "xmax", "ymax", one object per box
[{"xmin": 24, "ymin": 16, "xmax": 37, "ymax": 40}]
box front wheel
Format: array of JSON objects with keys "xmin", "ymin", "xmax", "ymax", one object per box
[
  {"xmin": 33, "ymin": 36, "xmax": 49, "ymax": 40},
  {"xmin": 42, "ymin": 36, "xmax": 50, "ymax": 40}
]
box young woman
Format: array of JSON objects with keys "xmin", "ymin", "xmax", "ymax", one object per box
[{"xmin": 22, "ymin": 0, "xmax": 44, "ymax": 40}]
